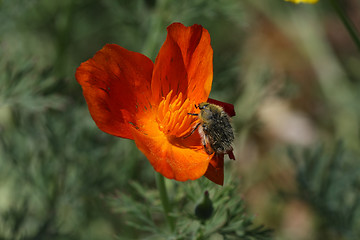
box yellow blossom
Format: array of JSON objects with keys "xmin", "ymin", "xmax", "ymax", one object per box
[{"xmin": 285, "ymin": 0, "xmax": 319, "ymax": 4}]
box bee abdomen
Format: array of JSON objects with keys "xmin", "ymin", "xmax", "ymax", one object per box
[{"xmin": 202, "ymin": 116, "xmax": 234, "ymax": 154}]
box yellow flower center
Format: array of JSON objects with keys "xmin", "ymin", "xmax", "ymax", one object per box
[{"xmin": 157, "ymin": 90, "xmax": 198, "ymax": 138}]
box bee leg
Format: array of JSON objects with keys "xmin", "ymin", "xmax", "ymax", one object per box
[
  {"xmin": 182, "ymin": 122, "xmax": 201, "ymax": 139},
  {"xmin": 204, "ymin": 145, "xmax": 214, "ymax": 155},
  {"xmin": 187, "ymin": 113, "xmax": 198, "ymax": 116},
  {"xmin": 202, "ymin": 135, "xmax": 214, "ymax": 155}
]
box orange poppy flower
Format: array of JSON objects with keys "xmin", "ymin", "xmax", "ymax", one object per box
[{"xmin": 75, "ymin": 23, "xmax": 235, "ymax": 185}]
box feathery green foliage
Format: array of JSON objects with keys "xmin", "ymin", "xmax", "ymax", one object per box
[
  {"xmin": 1, "ymin": 0, "xmax": 360, "ymax": 239},
  {"xmin": 288, "ymin": 143, "xmax": 360, "ymax": 239},
  {"xmin": 109, "ymin": 178, "xmax": 272, "ymax": 240}
]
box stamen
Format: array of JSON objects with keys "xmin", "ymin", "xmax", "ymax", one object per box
[{"xmin": 157, "ymin": 91, "xmax": 197, "ymax": 138}]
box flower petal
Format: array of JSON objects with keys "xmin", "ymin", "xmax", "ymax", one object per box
[
  {"xmin": 152, "ymin": 23, "xmax": 213, "ymax": 104},
  {"xmin": 76, "ymin": 44, "xmax": 153, "ymax": 139},
  {"xmin": 204, "ymin": 154, "xmax": 224, "ymax": 186},
  {"xmin": 132, "ymin": 111, "xmax": 211, "ymax": 181}
]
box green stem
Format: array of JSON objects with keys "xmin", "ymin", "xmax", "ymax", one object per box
[
  {"xmin": 156, "ymin": 173, "xmax": 175, "ymax": 232},
  {"xmin": 329, "ymin": 0, "xmax": 360, "ymax": 51}
]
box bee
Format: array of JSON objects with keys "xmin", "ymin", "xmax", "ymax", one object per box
[{"xmin": 187, "ymin": 103, "xmax": 234, "ymax": 155}]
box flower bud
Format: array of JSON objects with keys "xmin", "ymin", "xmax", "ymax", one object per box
[{"xmin": 195, "ymin": 191, "xmax": 214, "ymax": 222}]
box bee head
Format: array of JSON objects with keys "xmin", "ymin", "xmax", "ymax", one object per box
[{"xmin": 196, "ymin": 103, "xmax": 210, "ymax": 110}]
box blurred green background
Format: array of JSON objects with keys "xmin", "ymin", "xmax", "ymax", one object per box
[{"xmin": 1, "ymin": 0, "xmax": 360, "ymax": 239}]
